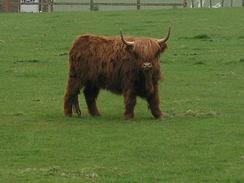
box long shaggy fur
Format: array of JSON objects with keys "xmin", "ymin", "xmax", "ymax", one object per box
[{"xmin": 64, "ymin": 33, "xmax": 168, "ymax": 119}]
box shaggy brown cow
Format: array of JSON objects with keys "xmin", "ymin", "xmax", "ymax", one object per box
[{"xmin": 64, "ymin": 28, "xmax": 170, "ymax": 120}]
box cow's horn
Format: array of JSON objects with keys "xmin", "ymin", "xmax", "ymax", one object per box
[
  {"xmin": 120, "ymin": 30, "xmax": 134, "ymax": 46},
  {"xmin": 157, "ymin": 27, "xmax": 171, "ymax": 44}
]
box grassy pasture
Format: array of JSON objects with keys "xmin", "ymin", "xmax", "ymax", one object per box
[{"xmin": 0, "ymin": 8, "xmax": 244, "ymax": 182}]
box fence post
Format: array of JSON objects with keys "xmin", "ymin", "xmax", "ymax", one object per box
[
  {"xmin": 48, "ymin": 0, "xmax": 50, "ymax": 12},
  {"xmin": 230, "ymin": 0, "xmax": 233, "ymax": 7},
  {"xmin": 191, "ymin": 0, "xmax": 194, "ymax": 8},
  {"xmin": 50, "ymin": 0, "xmax": 54, "ymax": 12},
  {"xmin": 137, "ymin": 0, "xmax": 140, "ymax": 10},
  {"xmin": 221, "ymin": 0, "xmax": 224, "ymax": 7},
  {"xmin": 40, "ymin": 0, "xmax": 43, "ymax": 12},
  {"xmin": 18, "ymin": 0, "xmax": 21, "ymax": 12},
  {"xmin": 209, "ymin": 0, "xmax": 212, "ymax": 8},
  {"xmin": 183, "ymin": 0, "xmax": 187, "ymax": 7},
  {"xmin": 242, "ymin": 0, "xmax": 244, "ymax": 7},
  {"xmin": 200, "ymin": 0, "xmax": 202, "ymax": 8},
  {"xmin": 90, "ymin": 0, "xmax": 94, "ymax": 11}
]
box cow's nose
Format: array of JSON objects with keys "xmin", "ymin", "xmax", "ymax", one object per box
[{"xmin": 142, "ymin": 62, "xmax": 152, "ymax": 69}]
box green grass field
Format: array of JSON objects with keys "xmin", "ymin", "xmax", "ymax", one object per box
[{"xmin": 0, "ymin": 8, "xmax": 244, "ymax": 182}]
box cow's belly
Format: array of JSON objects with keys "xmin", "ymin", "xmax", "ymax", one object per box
[
  {"xmin": 102, "ymin": 82, "xmax": 123, "ymax": 95},
  {"xmin": 95, "ymin": 75, "xmax": 123, "ymax": 94}
]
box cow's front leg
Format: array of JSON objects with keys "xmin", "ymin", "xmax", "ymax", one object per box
[
  {"xmin": 84, "ymin": 84, "xmax": 101, "ymax": 117},
  {"xmin": 147, "ymin": 84, "xmax": 163, "ymax": 119},
  {"xmin": 123, "ymin": 88, "xmax": 137, "ymax": 120}
]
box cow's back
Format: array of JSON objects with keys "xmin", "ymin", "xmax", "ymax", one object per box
[{"xmin": 69, "ymin": 34, "xmax": 134, "ymax": 93}]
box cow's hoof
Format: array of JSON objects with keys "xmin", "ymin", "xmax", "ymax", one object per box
[
  {"xmin": 64, "ymin": 113, "xmax": 72, "ymax": 117},
  {"xmin": 75, "ymin": 109, "xmax": 81, "ymax": 117},
  {"xmin": 90, "ymin": 111, "xmax": 101, "ymax": 117},
  {"xmin": 153, "ymin": 112, "xmax": 164, "ymax": 119},
  {"xmin": 64, "ymin": 108, "xmax": 72, "ymax": 117},
  {"xmin": 92, "ymin": 113, "xmax": 101, "ymax": 117},
  {"xmin": 124, "ymin": 113, "xmax": 134, "ymax": 120},
  {"xmin": 76, "ymin": 113, "xmax": 81, "ymax": 118}
]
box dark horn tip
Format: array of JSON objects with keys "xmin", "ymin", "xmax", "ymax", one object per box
[
  {"xmin": 168, "ymin": 26, "xmax": 171, "ymax": 33},
  {"xmin": 120, "ymin": 29, "xmax": 123, "ymax": 36}
]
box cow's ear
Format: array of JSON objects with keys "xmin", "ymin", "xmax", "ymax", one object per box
[
  {"xmin": 125, "ymin": 45, "xmax": 138, "ymax": 59},
  {"xmin": 159, "ymin": 42, "xmax": 167, "ymax": 53},
  {"xmin": 125, "ymin": 44, "xmax": 134, "ymax": 52}
]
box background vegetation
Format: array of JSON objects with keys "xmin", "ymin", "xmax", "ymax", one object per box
[{"xmin": 0, "ymin": 8, "xmax": 244, "ymax": 182}]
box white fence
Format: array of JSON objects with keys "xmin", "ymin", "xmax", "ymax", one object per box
[{"xmin": 188, "ymin": 0, "xmax": 244, "ymax": 8}]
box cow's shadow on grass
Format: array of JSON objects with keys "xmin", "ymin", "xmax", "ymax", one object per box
[
  {"xmin": 43, "ymin": 111, "xmax": 166, "ymax": 124},
  {"xmin": 43, "ymin": 109, "xmax": 219, "ymax": 125},
  {"xmin": 41, "ymin": 103, "xmax": 219, "ymax": 124}
]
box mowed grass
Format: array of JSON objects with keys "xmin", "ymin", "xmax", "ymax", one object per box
[{"xmin": 0, "ymin": 8, "xmax": 244, "ymax": 182}]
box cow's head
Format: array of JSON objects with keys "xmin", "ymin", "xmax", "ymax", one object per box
[
  {"xmin": 120, "ymin": 28, "xmax": 170, "ymax": 94},
  {"xmin": 120, "ymin": 27, "xmax": 170, "ymax": 71}
]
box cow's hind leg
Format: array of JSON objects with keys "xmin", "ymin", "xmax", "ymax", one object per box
[
  {"xmin": 83, "ymin": 84, "xmax": 100, "ymax": 116},
  {"xmin": 64, "ymin": 76, "xmax": 81, "ymax": 117},
  {"xmin": 72, "ymin": 92, "xmax": 81, "ymax": 117}
]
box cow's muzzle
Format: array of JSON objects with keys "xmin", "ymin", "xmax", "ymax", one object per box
[{"xmin": 142, "ymin": 62, "xmax": 152, "ymax": 71}]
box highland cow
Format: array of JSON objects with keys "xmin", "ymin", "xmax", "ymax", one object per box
[{"xmin": 64, "ymin": 28, "xmax": 170, "ymax": 120}]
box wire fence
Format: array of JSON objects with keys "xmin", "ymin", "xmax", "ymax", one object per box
[{"xmin": 0, "ymin": 0, "xmax": 243, "ymax": 12}]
